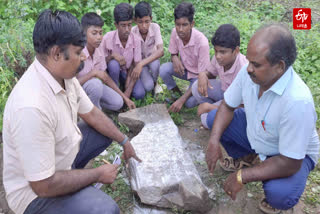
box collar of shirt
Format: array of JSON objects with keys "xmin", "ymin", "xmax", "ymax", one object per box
[
  {"xmin": 226, "ymin": 53, "xmax": 241, "ymax": 73},
  {"xmin": 249, "ymin": 66, "xmax": 293, "ymax": 98},
  {"xmin": 83, "ymin": 46, "xmax": 90, "ymax": 59},
  {"xmin": 115, "ymin": 30, "xmax": 134, "ymax": 49},
  {"xmin": 34, "ymin": 57, "xmax": 73, "ymax": 95},
  {"xmin": 181, "ymin": 28, "xmax": 196, "ymax": 48},
  {"xmin": 136, "ymin": 24, "xmax": 155, "ymax": 42},
  {"xmin": 267, "ymin": 66, "xmax": 293, "ymax": 96},
  {"xmin": 83, "ymin": 46, "xmax": 103, "ymax": 61}
]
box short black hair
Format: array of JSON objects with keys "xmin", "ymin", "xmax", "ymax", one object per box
[
  {"xmin": 211, "ymin": 24, "xmax": 240, "ymax": 51},
  {"xmin": 174, "ymin": 2, "xmax": 195, "ymax": 23},
  {"xmin": 259, "ymin": 24, "xmax": 297, "ymax": 70},
  {"xmin": 134, "ymin": 1, "xmax": 152, "ymax": 18},
  {"xmin": 81, "ymin": 12, "xmax": 104, "ymax": 32},
  {"xmin": 33, "ymin": 9, "xmax": 86, "ymax": 55},
  {"xmin": 114, "ymin": 3, "xmax": 133, "ymax": 24}
]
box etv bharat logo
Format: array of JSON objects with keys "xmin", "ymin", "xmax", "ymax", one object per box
[{"xmin": 293, "ymin": 8, "xmax": 311, "ymax": 30}]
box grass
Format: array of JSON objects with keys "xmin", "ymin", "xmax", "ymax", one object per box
[{"xmin": 92, "ymin": 143, "xmax": 135, "ymax": 212}]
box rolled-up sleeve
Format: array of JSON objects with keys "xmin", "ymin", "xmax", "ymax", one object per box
[
  {"xmin": 168, "ymin": 28, "xmax": 179, "ymax": 55},
  {"xmin": 197, "ymin": 42, "xmax": 210, "ymax": 73},
  {"xmin": 154, "ymin": 24, "xmax": 163, "ymax": 46},
  {"xmin": 224, "ymin": 65, "xmax": 245, "ymax": 108}
]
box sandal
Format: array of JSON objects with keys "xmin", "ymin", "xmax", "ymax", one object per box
[
  {"xmin": 259, "ymin": 198, "xmax": 281, "ymax": 214},
  {"xmin": 219, "ymin": 155, "xmax": 259, "ymax": 172}
]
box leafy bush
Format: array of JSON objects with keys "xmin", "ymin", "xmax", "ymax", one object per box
[{"xmin": 0, "ymin": 0, "xmax": 320, "ymax": 131}]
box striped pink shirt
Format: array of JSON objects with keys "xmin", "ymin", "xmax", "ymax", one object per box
[
  {"xmin": 207, "ymin": 53, "xmax": 248, "ymax": 91},
  {"xmin": 77, "ymin": 46, "xmax": 106, "ymax": 78},
  {"xmin": 99, "ymin": 30, "xmax": 141, "ymax": 70},
  {"xmin": 168, "ymin": 28, "xmax": 210, "ymax": 79}
]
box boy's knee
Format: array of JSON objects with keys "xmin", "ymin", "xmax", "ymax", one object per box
[
  {"xmin": 133, "ymin": 90, "xmax": 146, "ymax": 100},
  {"xmin": 114, "ymin": 97, "xmax": 124, "ymax": 111},
  {"xmin": 206, "ymin": 109, "xmax": 218, "ymax": 129},
  {"xmin": 150, "ymin": 60, "xmax": 160, "ymax": 71},
  {"xmin": 144, "ymin": 80, "xmax": 154, "ymax": 92},
  {"xmin": 84, "ymin": 79, "xmax": 103, "ymax": 100},
  {"xmin": 108, "ymin": 60, "xmax": 120, "ymax": 73},
  {"xmin": 185, "ymin": 96, "xmax": 198, "ymax": 108},
  {"xmin": 159, "ymin": 63, "xmax": 172, "ymax": 78},
  {"xmin": 191, "ymin": 80, "xmax": 199, "ymax": 97}
]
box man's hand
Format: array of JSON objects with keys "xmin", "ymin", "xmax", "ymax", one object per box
[
  {"xmin": 206, "ymin": 142, "xmax": 222, "ymax": 173},
  {"xmin": 223, "ymin": 171, "xmax": 243, "ymax": 200},
  {"xmin": 122, "ymin": 141, "xmax": 142, "ymax": 162},
  {"xmin": 124, "ymin": 97, "xmax": 136, "ymax": 110},
  {"xmin": 172, "ymin": 56, "xmax": 185, "ymax": 76},
  {"xmin": 97, "ymin": 164, "xmax": 118, "ymax": 184},
  {"xmin": 113, "ymin": 54, "xmax": 126, "ymax": 66},
  {"xmin": 198, "ymin": 72, "xmax": 213, "ymax": 97},
  {"xmin": 131, "ymin": 64, "xmax": 143, "ymax": 81},
  {"xmin": 168, "ymin": 99, "xmax": 184, "ymax": 113}
]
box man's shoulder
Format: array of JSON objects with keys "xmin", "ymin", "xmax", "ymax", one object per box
[
  {"xmin": 150, "ymin": 22, "xmax": 161, "ymax": 31},
  {"xmin": 4, "ymin": 65, "xmax": 56, "ymax": 117},
  {"xmin": 285, "ymin": 70, "xmax": 313, "ymax": 102},
  {"xmin": 170, "ymin": 27, "xmax": 177, "ymax": 36},
  {"xmin": 103, "ymin": 30, "xmax": 117, "ymax": 40},
  {"xmin": 131, "ymin": 25, "xmax": 139, "ymax": 35}
]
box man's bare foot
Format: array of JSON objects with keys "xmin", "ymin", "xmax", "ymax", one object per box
[{"xmin": 197, "ymin": 103, "xmax": 218, "ymax": 116}]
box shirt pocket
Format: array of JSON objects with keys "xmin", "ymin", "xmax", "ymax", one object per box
[
  {"xmin": 182, "ymin": 47, "xmax": 196, "ymax": 68},
  {"xmin": 258, "ymin": 122, "xmax": 278, "ymax": 143},
  {"xmin": 147, "ymin": 38, "xmax": 155, "ymax": 47}
]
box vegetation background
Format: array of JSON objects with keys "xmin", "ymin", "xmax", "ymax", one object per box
[
  {"xmin": 0, "ymin": 0, "xmax": 320, "ymax": 213},
  {"xmin": 0, "ymin": 0, "xmax": 320, "ymax": 132}
]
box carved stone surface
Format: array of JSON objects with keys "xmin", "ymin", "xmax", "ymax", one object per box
[{"xmin": 119, "ymin": 104, "xmax": 212, "ymax": 213}]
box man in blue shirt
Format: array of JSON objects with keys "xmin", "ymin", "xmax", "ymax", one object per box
[{"xmin": 205, "ymin": 24, "xmax": 319, "ymax": 213}]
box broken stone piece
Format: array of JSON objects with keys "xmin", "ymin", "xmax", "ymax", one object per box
[{"xmin": 119, "ymin": 104, "xmax": 212, "ymax": 213}]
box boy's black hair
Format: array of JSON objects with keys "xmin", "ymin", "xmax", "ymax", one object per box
[
  {"xmin": 81, "ymin": 12, "xmax": 104, "ymax": 32},
  {"xmin": 211, "ymin": 24, "xmax": 240, "ymax": 51},
  {"xmin": 134, "ymin": 1, "xmax": 152, "ymax": 18},
  {"xmin": 174, "ymin": 2, "xmax": 195, "ymax": 23},
  {"xmin": 114, "ymin": 3, "xmax": 133, "ymax": 24},
  {"xmin": 33, "ymin": 9, "xmax": 86, "ymax": 55}
]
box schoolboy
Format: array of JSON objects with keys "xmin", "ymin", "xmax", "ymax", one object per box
[
  {"xmin": 99, "ymin": 3, "xmax": 145, "ymax": 100},
  {"xmin": 159, "ymin": 2, "xmax": 211, "ymax": 112},
  {"xmin": 131, "ymin": 1, "xmax": 164, "ymax": 94},
  {"xmin": 192, "ymin": 24, "xmax": 248, "ymax": 127},
  {"xmin": 77, "ymin": 12, "xmax": 135, "ymax": 110}
]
